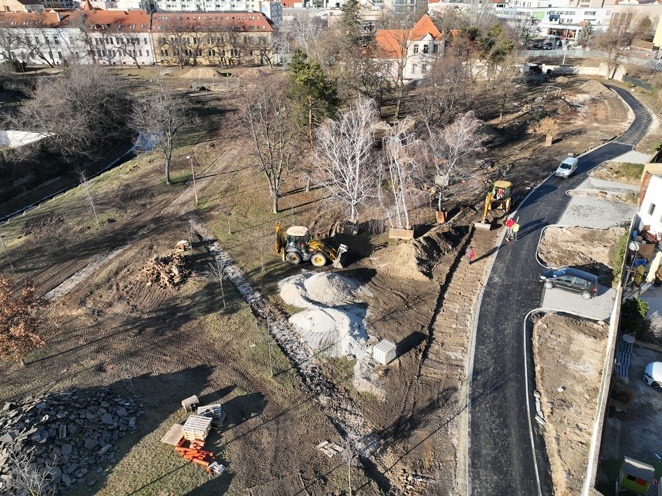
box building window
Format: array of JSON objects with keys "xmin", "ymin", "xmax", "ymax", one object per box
[
  {"xmin": 412, "ymin": 64, "xmax": 417, "ymax": 74},
  {"xmin": 139, "ymin": 50, "xmax": 143, "ymax": 56},
  {"xmin": 423, "ymin": 44, "xmax": 428, "ymax": 54},
  {"xmin": 53, "ymin": 36, "xmax": 59, "ymax": 45},
  {"xmin": 413, "ymin": 44, "xmax": 418, "ymax": 54},
  {"xmin": 57, "ymin": 51, "xmax": 62, "ymax": 59},
  {"xmin": 649, "ymin": 203, "xmax": 656, "ymax": 216},
  {"xmin": 146, "ymin": 50, "xmax": 150, "ymax": 56},
  {"xmin": 432, "ymin": 43, "xmax": 438, "ymax": 53},
  {"xmin": 422, "ymin": 64, "xmax": 428, "ymax": 73}
]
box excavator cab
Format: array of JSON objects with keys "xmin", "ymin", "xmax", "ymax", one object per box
[{"xmin": 476, "ymin": 180, "xmax": 513, "ymax": 228}]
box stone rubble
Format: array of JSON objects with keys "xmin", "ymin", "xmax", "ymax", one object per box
[{"xmin": 0, "ymin": 388, "xmax": 141, "ymax": 495}]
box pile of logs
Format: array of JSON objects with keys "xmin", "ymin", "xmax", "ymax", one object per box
[{"xmin": 142, "ymin": 254, "xmax": 189, "ymax": 289}]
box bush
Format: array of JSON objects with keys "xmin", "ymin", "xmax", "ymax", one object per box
[
  {"xmin": 620, "ymin": 298, "xmax": 649, "ymax": 338},
  {"xmin": 611, "ymin": 232, "xmax": 628, "ymax": 283}
]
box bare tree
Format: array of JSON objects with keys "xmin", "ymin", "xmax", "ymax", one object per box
[
  {"xmin": 0, "ymin": 275, "xmax": 44, "ymax": 360},
  {"xmin": 592, "ymin": 13, "xmax": 634, "ymax": 79},
  {"xmin": 5, "ymin": 449, "xmax": 57, "ymax": 496},
  {"xmin": 313, "ymin": 96, "xmax": 379, "ymax": 223},
  {"xmin": 286, "ymin": 13, "xmax": 325, "ymax": 58},
  {"xmin": 130, "ymin": 81, "xmax": 193, "ymax": 185},
  {"xmin": 535, "ymin": 117, "xmax": 559, "ymax": 146},
  {"xmin": 79, "ymin": 171, "xmax": 99, "ymax": 227},
  {"xmin": 419, "ymin": 54, "xmax": 474, "ymax": 133},
  {"xmin": 380, "ymin": 118, "xmax": 425, "ymax": 230},
  {"xmin": 241, "ymin": 77, "xmax": 301, "ymax": 214},
  {"xmin": 207, "ymin": 261, "xmax": 227, "ymax": 309},
  {"xmin": 427, "ymin": 111, "xmax": 486, "ymax": 211},
  {"xmin": 4, "ymin": 64, "xmax": 127, "ymax": 159}
]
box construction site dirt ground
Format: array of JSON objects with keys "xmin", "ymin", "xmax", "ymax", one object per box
[{"xmin": 0, "ymin": 72, "xmax": 647, "ymax": 495}]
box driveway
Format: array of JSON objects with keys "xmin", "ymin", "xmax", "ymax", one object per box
[{"xmin": 468, "ymin": 86, "xmax": 653, "ymax": 496}]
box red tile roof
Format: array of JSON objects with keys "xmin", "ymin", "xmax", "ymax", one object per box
[
  {"xmin": 151, "ymin": 11, "xmax": 273, "ymax": 32},
  {"xmin": 374, "ymin": 14, "xmax": 442, "ymax": 59},
  {"xmin": 0, "ymin": 11, "xmax": 62, "ymax": 28}
]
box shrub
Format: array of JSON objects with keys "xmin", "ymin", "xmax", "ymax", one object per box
[
  {"xmin": 620, "ymin": 298, "xmax": 649, "ymax": 338},
  {"xmin": 611, "ymin": 232, "xmax": 628, "ymax": 283}
]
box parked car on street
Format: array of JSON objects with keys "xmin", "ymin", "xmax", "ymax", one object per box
[
  {"xmin": 644, "ymin": 362, "xmax": 662, "ymax": 391},
  {"xmin": 539, "ymin": 267, "xmax": 598, "ymax": 299},
  {"xmin": 555, "ymin": 156, "xmax": 579, "ymax": 178},
  {"xmin": 542, "ymin": 42, "xmax": 553, "ymax": 50}
]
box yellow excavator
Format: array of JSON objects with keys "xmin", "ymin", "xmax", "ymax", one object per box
[
  {"xmin": 275, "ymin": 223, "xmax": 347, "ymax": 267},
  {"xmin": 475, "ymin": 180, "xmax": 512, "ymax": 229}
]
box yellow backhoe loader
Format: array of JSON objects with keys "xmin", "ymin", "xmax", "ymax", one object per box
[
  {"xmin": 475, "ymin": 180, "xmax": 512, "ymax": 229},
  {"xmin": 275, "ymin": 223, "xmax": 347, "ymax": 268}
]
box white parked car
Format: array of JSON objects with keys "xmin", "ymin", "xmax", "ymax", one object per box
[
  {"xmin": 555, "ymin": 157, "xmax": 579, "ymax": 178},
  {"xmin": 643, "ymin": 362, "xmax": 662, "ymax": 391}
]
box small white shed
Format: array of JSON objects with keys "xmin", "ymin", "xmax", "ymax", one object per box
[{"xmin": 373, "ymin": 340, "xmax": 397, "ymax": 365}]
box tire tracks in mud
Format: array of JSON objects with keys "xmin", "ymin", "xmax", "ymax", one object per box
[{"xmin": 189, "ymin": 217, "xmax": 379, "ymax": 458}]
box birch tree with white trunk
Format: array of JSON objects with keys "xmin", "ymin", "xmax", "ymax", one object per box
[
  {"xmin": 428, "ymin": 111, "xmax": 486, "ymax": 211},
  {"xmin": 313, "ymin": 96, "xmax": 379, "ymax": 223},
  {"xmin": 380, "ymin": 117, "xmax": 425, "ymax": 230}
]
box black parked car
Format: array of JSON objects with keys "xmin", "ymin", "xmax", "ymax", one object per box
[
  {"xmin": 539, "ymin": 267, "xmax": 598, "ymax": 299},
  {"xmin": 542, "ymin": 42, "xmax": 553, "ymax": 50}
]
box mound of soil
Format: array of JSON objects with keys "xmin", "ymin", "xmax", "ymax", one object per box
[
  {"xmin": 371, "ymin": 225, "xmax": 461, "ymax": 280},
  {"xmin": 581, "ymin": 79, "xmax": 612, "ymax": 97},
  {"xmin": 180, "ymin": 67, "xmax": 221, "ymax": 79}
]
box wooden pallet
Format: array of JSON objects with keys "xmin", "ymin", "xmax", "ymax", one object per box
[
  {"xmin": 161, "ymin": 424, "xmax": 184, "ymax": 446},
  {"xmin": 182, "ymin": 415, "xmax": 213, "ymax": 441}
]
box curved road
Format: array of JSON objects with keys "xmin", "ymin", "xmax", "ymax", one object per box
[{"xmin": 468, "ymin": 86, "xmax": 652, "ymax": 496}]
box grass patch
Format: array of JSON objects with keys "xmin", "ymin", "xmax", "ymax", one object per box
[{"xmin": 611, "ymin": 162, "xmax": 645, "ymax": 182}]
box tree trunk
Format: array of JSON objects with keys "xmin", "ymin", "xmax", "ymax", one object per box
[
  {"xmin": 545, "ymin": 134, "xmax": 554, "ymax": 146},
  {"xmin": 307, "ymin": 96, "xmax": 314, "ymax": 151},
  {"xmin": 272, "ymin": 193, "xmax": 279, "ymax": 214},
  {"xmin": 164, "ymin": 155, "xmax": 171, "ymax": 185}
]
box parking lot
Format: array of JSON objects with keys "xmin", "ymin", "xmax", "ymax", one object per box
[{"xmin": 540, "ymin": 285, "xmax": 616, "ymax": 321}]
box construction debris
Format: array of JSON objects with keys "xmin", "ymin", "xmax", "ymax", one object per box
[
  {"xmin": 316, "ymin": 441, "xmax": 344, "ymax": 458},
  {"xmin": 181, "ymin": 395, "xmax": 199, "ymax": 413},
  {"xmin": 141, "ymin": 253, "xmax": 189, "ymax": 289},
  {"xmin": 0, "ymin": 388, "xmax": 140, "ymax": 495},
  {"xmin": 162, "ymin": 396, "xmax": 226, "ymax": 478}
]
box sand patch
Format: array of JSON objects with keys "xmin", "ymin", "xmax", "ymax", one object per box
[
  {"xmin": 279, "ymin": 271, "xmax": 383, "ymax": 397},
  {"xmin": 533, "ymin": 313, "xmax": 607, "ymax": 496}
]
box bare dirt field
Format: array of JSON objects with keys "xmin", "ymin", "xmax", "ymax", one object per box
[
  {"xmin": 538, "ymin": 226, "xmax": 626, "ymax": 284},
  {"xmin": 532, "ymin": 313, "xmax": 608, "ymax": 496},
  {"xmin": 0, "ymin": 72, "xmax": 641, "ymax": 495}
]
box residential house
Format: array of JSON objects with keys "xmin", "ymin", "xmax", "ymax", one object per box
[
  {"xmin": 636, "ymin": 162, "xmax": 662, "ymax": 243},
  {"xmin": 0, "ymin": 11, "xmax": 80, "ymax": 66},
  {"xmin": 151, "ymin": 11, "xmax": 273, "ymax": 66},
  {"xmin": 76, "ymin": 9, "xmax": 154, "ymax": 66},
  {"xmin": 373, "ymin": 13, "xmax": 443, "ymax": 81},
  {"xmin": 0, "ymin": 10, "xmax": 155, "ymax": 65},
  {"xmin": 0, "ymin": 0, "xmax": 44, "ymax": 12}
]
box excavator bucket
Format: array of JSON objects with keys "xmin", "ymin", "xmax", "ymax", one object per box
[{"xmin": 333, "ymin": 244, "xmax": 348, "ymax": 268}]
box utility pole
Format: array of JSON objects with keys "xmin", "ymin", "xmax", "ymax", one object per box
[{"xmin": 186, "ymin": 155, "xmax": 198, "ymax": 205}]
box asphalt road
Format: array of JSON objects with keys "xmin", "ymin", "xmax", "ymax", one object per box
[{"xmin": 468, "ymin": 86, "xmax": 652, "ymax": 496}]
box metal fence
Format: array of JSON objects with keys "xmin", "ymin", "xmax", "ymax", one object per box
[{"xmin": 521, "ymin": 49, "xmax": 661, "ymax": 70}]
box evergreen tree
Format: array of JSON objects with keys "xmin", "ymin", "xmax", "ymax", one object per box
[{"xmin": 289, "ymin": 50, "xmax": 340, "ymax": 147}]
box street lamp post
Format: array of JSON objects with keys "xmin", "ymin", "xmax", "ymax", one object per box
[
  {"xmin": 628, "ymin": 240, "xmax": 640, "ymax": 285},
  {"xmin": 186, "ymin": 155, "xmax": 198, "ymax": 205}
]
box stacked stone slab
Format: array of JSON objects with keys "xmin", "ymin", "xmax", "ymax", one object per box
[{"xmin": 0, "ymin": 388, "xmax": 140, "ymax": 495}]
